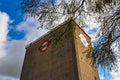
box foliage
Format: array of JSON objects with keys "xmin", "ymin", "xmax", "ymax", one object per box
[
  {"xmin": 93, "ymin": 6, "xmax": 120, "ymax": 71},
  {"xmin": 21, "ymin": 0, "xmax": 120, "ymax": 71}
]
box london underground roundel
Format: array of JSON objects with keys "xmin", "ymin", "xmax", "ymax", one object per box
[
  {"xmin": 79, "ymin": 34, "xmax": 88, "ymax": 47},
  {"xmin": 39, "ymin": 40, "xmax": 51, "ymax": 52}
]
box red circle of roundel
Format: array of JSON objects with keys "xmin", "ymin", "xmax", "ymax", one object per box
[{"xmin": 39, "ymin": 40, "xmax": 51, "ymax": 52}]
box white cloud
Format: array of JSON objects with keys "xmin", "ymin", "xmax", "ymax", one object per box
[
  {"xmin": 100, "ymin": 75, "xmax": 104, "ymax": 80},
  {"xmin": 0, "ymin": 40, "xmax": 26, "ymax": 78},
  {"xmin": 0, "ymin": 15, "xmax": 48, "ymax": 80},
  {"xmin": 0, "ymin": 12, "xmax": 9, "ymax": 58},
  {"xmin": 111, "ymin": 58, "xmax": 120, "ymax": 80},
  {"xmin": 83, "ymin": 15, "xmax": 100, "ymax": 41},
  {"xmin": 56, "ymin": 0, "xmax": 61, "ymax": 5},
  {"xmin": 109, "ymin": 37, "xmax": 120, "ymax": 80},
  {"xmin": 85, "ymin": 15, "xmax": 100, "ymax": 30},
  {"xmin": 0, "ymin": 11, "xmax": 23, "ymax": 79},
  {"xmin": 16, "ymin": 17, "xmax": 48, "ymax": 44},
  {"xmin": 0, "ymin": 75, "xmax": 19, "ymax": 80},
  {"xmin": 112, "ymin": 24, "xmax": 120, "ymax": 80}
]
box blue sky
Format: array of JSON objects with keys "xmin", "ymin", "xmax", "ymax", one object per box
[
  {"xmin": 0, "ymin": 0, "xmax": 119, "ymax": 80},
  {"xmin": 0, "ymin": 0, "xmax": 48, "ymax": 80},
  {"xmin": 0, "ymin": 0, "xmax": 25, "ymax": 40}
]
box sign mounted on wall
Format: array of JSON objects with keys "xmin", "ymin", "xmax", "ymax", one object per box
[
  {"xmin": 79, "ymin": 34, "xmax": 88, "ymax": 47},
  {"xmin": 39, "ymin": 40, "xmax": 51, "ymax": 52}
]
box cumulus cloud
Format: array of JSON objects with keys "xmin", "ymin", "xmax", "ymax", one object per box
[
  {"xmin": 16, "ymin": 17, "xmax": 48, "ymax": 44},
  {"xmin": 0, "ymin": 75, "xmax": 19, "ymax": 80},
  {"xmin": 0, "ymin": 11, "xmax": 25, "ymax": 79},
  {"xmin": 0, "ymin": 11, "xmax": 21, "ymax": 80},
  {"xmin": 111, "ymin": 46, "xmax": 120, "ymax": 80},
  {"xmin": 83, "ymin": 15, "xmax": 100, "ymax": 41},
  {"xmin": 85, "ymin": 15, "xmax": 100, "ymax": 30},
  {"xmin": 0, "ymin": 12, "xmax": 9, "ymax": 58},
  {"xmin": 111, "ymin": 60, "xmax": 120, "ymax": 80},
  {"xmin": 0, "ymin": 14, "xmax": 48, "ymax": 80},
  {"xmin": 0, "ymin": 40, "xmax": 26, "ymax": 78},
  {"xmin": 100, "ymin": 75, "xmax": 104, "ymax": 80}
]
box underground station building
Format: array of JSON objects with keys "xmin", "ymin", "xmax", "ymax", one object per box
[{"xmin": 20, "ymin": 19, "xmax": 100, "ymax": 80}]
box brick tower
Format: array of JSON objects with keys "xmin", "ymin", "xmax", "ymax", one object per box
[{"xmin": 20, "ymin": 19, "xmax": 100, "ymax": 80}]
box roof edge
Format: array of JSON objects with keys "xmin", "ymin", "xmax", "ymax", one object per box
[{"xmin": 26, "ymin": 19, "xmax": 91, "ymax": 48}]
